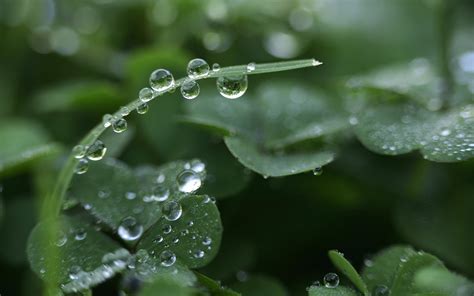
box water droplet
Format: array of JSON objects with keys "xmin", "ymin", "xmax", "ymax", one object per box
[
  {"xmin": 75, "ymin": 159, "xmax": 89, "ymax": 175},
  {"xmin": 163, "ymin": 224, "xmax": 172, "ymax": 234},
  {"xmin": 86, "ymin": 140, "xmax": 107, "ymax": 161},
  {"xmin": 246, "ymin": 62, "xmax": 256, "ymax": 72},
  {"xmin": 69, "ymin": 266, "xmax": 82, "ymax": 280},
  {"xmin": 313, "ymin": 167, "xmax": 323, "ymax": 176},
  {"xmin": 187, "ymin": 58, "xmax": 210, "ymax": 79},
  {"xmin": 139, "ymin": 87, "xmax": 154, "ymax": 102},
  {"xmin": 83, "ymin": 203, "xmax": 92, "ymax": 210},
  {"xmin": 156, "ymin": 174, "xmax": 166, "ymax": 183},
  {"xmin": 163, "ymin": 201, "xmax": 183, "ymax": 221},
  {"xmin": 112, "ymin": 118, "xmax": 127, "ymax": 133},
  {"xmin": 159, "ymin": 250, "xmax": 176, "ymax": 267},
  {"xmin": 180, "ymin": 80, "xmax": 200, "ymax": 100},
  {"xmin": 440, "ymin": 129, "xmax": 451, "ymax": 136},
  {"xmin": 191, "ymin": 159, "xmax": 205, "ymax": 172},
  {"xmin": 103, "ymin": 114, "xmax": 113, "ymax": 128},
  {"xmin": 74, "ymin": 228, "xmax": 87, "ymax": 241},
  {"xmin": 312, "ymin": 59, "xmax": 322, "ymax": 66},
  {"xmin": 216, "ymin": 75, "xmax": 248, "ymax": 99},
  {"xmin": 364, "ymin": 259, "xmax": 374, "ymax": 267},
  {"xmin": 323, "ymin": 273, "xmax": 339, "ymax": 288},
  {"xmin": 212, "ymin": 63, "xmax": 220, "ymax": 72},
  {"xmin": 187, "ymin": 221, "xmax": 194, "ymax": 227},
  {"xmin": 202, "ymin": 237, "xmax": 212, "ymax": 245},
  {"xmin": 118, "ymin": 217, "xmax": 143, "ymax": 241},
  {"xmin": 149, "ymin": 69, "xmax": 174, "ymax": 92},
  {"xmin": 153, "ymin": 235, "xmax": 164, "ymax": 244},
  {"xmin": 194, "ymin": 250, "xmax": 205, "ymax": 258},
  {"xmin": 55, "ymin": 231, "xmax": 67, "ymax": 247},
  {"xmin": 136, "ymin": 103, "xmax": 149, "ymax": 114},
  {"xmin": 172, "ymin": 237, "xmax": 179, "ymax": 244},
  {"xmin": 236, "ymin": 270, "xmax": 249, "ymax": 282},
  {"xmin": 125, "ymin": 192, "xmax": 136, "ymax": 200},
  {"xmin": 177, "ymin": 170, "xmax": 202, "ymax": 193},
  {"xmin": 373, "ymin": 285, "xmax": 390, "ymax": 296},
  {"xmin": 120, "ymin": 106, "xmax": 130, "ymax": 116},
  {"xmin": 72, "ymin": 145, "xmax": 86, "ymax": 159},
  {"xmin": 151, "ymin": 185, "xmax": 170, "ymax": 202}
]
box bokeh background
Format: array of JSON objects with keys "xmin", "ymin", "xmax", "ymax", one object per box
[{"xmin": 0, "ymin": 0, "xmax": 473, "ymax": 295}]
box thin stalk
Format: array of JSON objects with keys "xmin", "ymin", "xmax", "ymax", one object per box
[{"xmin": 436, "ymin": 0, "xmax": 455, "ymax": 107}]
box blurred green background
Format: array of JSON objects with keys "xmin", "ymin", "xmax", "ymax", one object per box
[{"xmin": 0, "ymin": 0, "xmax": 473, "ymax": 295}]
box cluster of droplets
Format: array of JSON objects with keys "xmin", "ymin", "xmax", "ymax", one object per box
[
  {"xmin": 307, "ymin": 273, "xmax": 339, "ymax": 291},
  {"xmin": 73, "ymin": 140, "xmax": 107, "ymax": 175}
]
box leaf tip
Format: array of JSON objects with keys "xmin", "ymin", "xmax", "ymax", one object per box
[{"xmin": 312, "ymin": 59, "xmax": 323, "ymax": 66}]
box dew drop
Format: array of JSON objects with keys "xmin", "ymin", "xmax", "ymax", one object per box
[
  {"xmin": 156, "ymin": 174, "xmax": 166, "ymax": 183},
  {"xmin": 163, "ymin": 201, "xmax": 183, "ymax": 221},
  {"xmin": 163, "ymin": 224, "xmax": 172, "ymax": 234},
  {"xmin": 177, "ymin": 170, "xmax": 202, "ymax": 193},
  {"xmin": 246, "ymin": 62, "xmax": 256, "ymax": 72},
  {"xmin": 159, "ymin": 250, "xmax": 176, "ymax": 267},
  {"xmin": 194, "ymin": 250, "xmax": 205, "ymax": 259},
  {"xmin": 72, "ymin": 145, "xmax": 86, "ymax": 159},
  {"xmin": 202, "ymin": 237, "xmax": 212, "ymax": 246},
  {"xmin": 153, "ymin": 235, "xmax": 164, "ymax": 244},
  {"xmin": 112, "ymin": 118, "xmax": 127, "ymax": 133},
  {"xmin": 120, "ymin": 106, "xmax": 130, "ymax": 116},
  {"xmin": 216, "ymin": 75, "xmax": 248, "ymax": 99},
  {"xmin": 103, "ymin": 114, "xmax": 113, "ymax": 128},
  {"xmin": 373, "ymin": 285, "xmax": 390, "ymax": 296},
  {"xmin": 190, "ymin": 159, "xmax": 205, "ymax": 173},
  {"xmin": 323, "ymin": 273, "xmax": 339, "ymax": 288},
  {"xmin": 180, "ymin": 80, "xmax": 200, "ymax": 100},
  {"xmin": 149, "ymin": 69, "xmax": 174, "ymax": 91},
  {"xmin": 212, "ymin": 63, "xmax": 220, "ymax": 72},
  {"xmin": 86, "ymin": 140, "xmax": 107, "ymax": 161},
  {"xmin": 139, "ymin": 87, "xmax": 154, "ymax": 102},
  {"xmin": 69, "ymin": 266, "xmax": 82, "ymax": 280},
  {"xmin": 187, "ymin": 58, "xmax": 210, "ymax": 79},
  {"xmin": 125, "ymin": 192, "xmax": 136, "ymax": 200},
  {"xmin": 151, "ymin": 185, "xmax": 170, "ymax": 202},
  {"xmin": 74, "ymin": 228, "xmax": 87, "ymax": 241},
  {"xmin": 55, "ymin": 232, "xmax": 67, "ymax": 247},
  {"xmin": 313, "ymin": 167, "xmax": 323, "ymax": 176},
  {"xmin": 187, "ymin": 221, "xmax": 194, "ymax": 227},
  {"xmin": 118, "ymin": 217, "xmax": 143, "ymax": 241},
  {"xmin": 136, "ymin": 103, "xmax": 149, "ymax": 114},
  {"xmin": 75, "ymin": 159, "xmax": 89, "ymax": 175}
]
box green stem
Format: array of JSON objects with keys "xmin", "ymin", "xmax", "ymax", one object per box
[
  {"xmin": 41, "ymin": 58, "xmax": 321, "ymax": 219},
  {"xmin": 437, "ymin": 0, "xmax": 455, "ymax": 107}
]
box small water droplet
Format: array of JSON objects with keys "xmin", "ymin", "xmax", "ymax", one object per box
[
  {"xmin": 187, "ymin": 58, "xmax": 210, "ymax": 79},
  {"xmin": 151, "ymin": 185, "xmax": 170, "ymax": 202},
  {"xmin": 194, "ymin": 250, "xmax": 205, "ymax": 258},
  {"xmin": 156, "ymin": 174, "xmax": 166, "ymax": 183},
  {"xmin": 323, "ymin": 273, "xmax": 339, "ymax": 288},
  {"xmin": 163, "ymin": 224, "xmax": 172, "ymax": 234},
  {"xmin": 440, "ymin": 129, "xmax": 451, "ymax": 136},
  {"xmin": 246, "ymin": 62, "xmax": 256, "ymax": 72},
  {"xmin": 373, "ymin": 285, "xmax": 390, "ymax": 296},
  {"xmin": 313, "ymin": 167, "xmax": 323, "ymax": 176},
  {"xmin": 75, "ymin": 159, "xmax": 89, "ymax": 175},
  {"xmin": 191, "ymin": 159, "xmax": 205, "ymax": 173},
  {"xmin": 312, "ymin": 59, "xmax": 322, "ymax": 66},
  {"xmin": 149, "ymin": 69, "xmax": 174, "ymax": 92},
  {"xmin": 364, "ymin": 259, "xmax": 374, "ymax": 267},
  {"xmin": 72, "ymin": 145, "xmax": 86, "ymax": 159},
  {"xmin": 202, "ymin": 237, "xmax": 212, "ymax": 246},
  {"xmin": 180, "ymin": 80, "xmax": 200, "ymax": 100},
  {"xmin": 177, "ymin": 170, "xmax": 202, "ymax": 193},
  {"xmin": 136, "ymin": 102, "xmax": 149, "ymax": 114},
  {"xmin": 163, "ymin": 201, "xmax": 183, "ymax": 221},
  {"xmin": 120, "ymin": 106, "xmax": 130, "ymax": 116},
  {"xmin": 55, "ymin": 231, "xmax": 67, "ymax": 247},
  {"xmin": 187, "ymin": 221, "xmax": 194, "ymax": 227},
  {"xmin": 139, "ymin": 87, "xmax": 154, "ymax": 102},
  {"xmin": 153, "ymin": 235, "xmax": 164, "ymax": 244},
  {"xmin": 216, "ymin": 75, "xmax": 248, "ymax": 99},
  {"xmin": 118, "ymin": 217, "xmax": 143, "ymax": 241},
  {"xmin": 112, "ymin": 118, "xmax": 127, "ymax": 133},
  {"xmin": 236, "ymin": 270, "xmax": 249, "ymax": 282},
  {"xmin": 212, "ymin": 63, "xmax": 220, "ymax": 72},
  {"xmin": 74, "ymin": 228, "xmax": 87, "ymax": 241},
  {"xmin": 125, "ymin": 192, "xmax": 136, "ymax": 200},
  {"xmin": 86, "ymin": 140, "xmax": 107, "ymax": 161},
  {"xmin": 159, "ymin": 250, "xmax": 176, "ymax": 267},
  {"xmin": 83, "ymin": 203, "xmax": 92, "ymax": 210},
  {"xmin": 68, "ymin": 266, "xmax": 82, "ymax": 280},
  {"xmin": 103, "ymin": 114, "xmax": 113, "ymax": 127}
]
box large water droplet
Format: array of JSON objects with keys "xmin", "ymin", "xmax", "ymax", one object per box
[
  {"xmin": 373, "ymin": 285, "xmax": 390, "ymax": 296},
  {"xmin": 149, "ymin": 69, "xmax": 174, "ymax": 91},
  {"xmin": 74, "ymin": 228, "xmax": 87, "ymax": 241},
  {"xmin": 136, "ymin": 103, "xmax": 149, "ymax": 114},
  {"xmin": 163, "ymin": 201, "xmax": 182, "ymax": 221},
  {"xmin": 216, "ymin": 75, "xmax": 248, "ymax": 99},
  {"xmin": 113, "ymin": 118, "xmax": 127, "ymax": 133},
  {"xmin": 118, "ymin": 217, "xmax": 143, "ymax": 241},
  {"xmin": 72, "ymin": 145, "xmax": 86, "ymax": 159},
  {"xmin": 323, "ymin": 273, "xmax": 339, "ymax": 288},
  {"xmin": 180, "ymin": 80, "xmax": 200, "ymax": 100},
  {"xmin": 159, "ymin": 250, "xmax": 176, "ymax": 267},
  {"xmin": 86, "ymin": 140, "xmax": 107, "ymax": 161},
  {"xmin": 75, "ymin": 159, "xmax": 89, "ymax": 175},
  {"xmin": 187, "ymin": 58, "xmax": 210, "ymax": 79},
  {"xmin": 177, "ymin": 170, "xmax": 202, "ymax": 193},
  {"xmin": 139, "ymin": 87, "xmax": 154, "ymax": 102}
]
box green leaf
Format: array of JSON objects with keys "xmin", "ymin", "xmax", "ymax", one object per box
[
  {"xmin": 69, "ymin": 158, "xmax": 206, "ymax": 234},
  {"xmin": 328, "ymin": 250, "xmax": 368, "ymax": 295},
  {"xmin": 0, "ymin": 197, "xmax": 37, "ymax": 265},
  {"xmin": 27, "ymin": 215, "xmax": 129, "ymax": 292},
  {"xmin": 137, "ymin": 195, "xmax": 222, "ymax": 269},
  {"xmin": 195, "ymin": 272, "xmax": 241, "ymax": 296},
  {"xmin": 0, "ymin": 119, "xmax": 61, "ymax": 177},
  {"xmin": 184, "ymin": 82, "xmax": 345, "ymax": 176},
  {"xmin": 138, "ymin": 276, "xmax": 196, "ymax": 296},
  {"xmin": 231, "ymin": 275, "xmax": 287, "ymax": 296},
  {"xmin": 33, "ymin": 81, "xmax": 125, "ymax": 113},
  {"xmin": 307, "ymin": 286, "xmax": 359, "ymax": 296}
]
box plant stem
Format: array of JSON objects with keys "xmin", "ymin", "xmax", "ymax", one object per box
[{"xmin": 437, "ymin": 0, "xmax": 455, "ymax": 107}]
